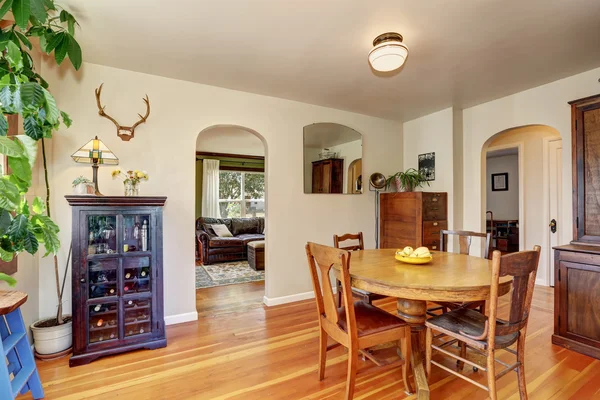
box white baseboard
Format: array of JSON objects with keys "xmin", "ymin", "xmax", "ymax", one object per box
[
  {"xmin": 263, "ymin": 291, "xmax": 315, "ymax": 307},
  {"xmin": 164, "ymin": 312, "xmax": 198, "ymax": 326}
]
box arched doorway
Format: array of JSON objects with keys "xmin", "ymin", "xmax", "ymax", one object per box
[
  {"xmin": 194, "ymin": 125, "xmax": 268, "ymax": 308},
  {"xmin": 480, "ymin": 124, "xmax": 561, "ymax": 286}
]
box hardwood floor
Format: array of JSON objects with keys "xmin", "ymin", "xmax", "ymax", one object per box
[{"xmin": 20, "ymin": 284, "xmax": 600, "ymax": 399}]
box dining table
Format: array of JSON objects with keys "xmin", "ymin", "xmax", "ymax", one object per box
[{"xmin": 333, "ymin": 248, "xmax": 512, "ymax": 400}]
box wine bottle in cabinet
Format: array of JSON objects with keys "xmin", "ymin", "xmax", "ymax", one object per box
[{"xmin": 67, "ymin": 195, "xmax": 167, "ymax": 367}]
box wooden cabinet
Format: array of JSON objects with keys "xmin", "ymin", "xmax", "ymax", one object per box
[
  {"xmin": 66, "ymin": 196, "xmax": 167, "ymax": 367},
  {"xmin": 379, "ymin": 192, "xmax": 447, "ymax": 250},
  {"xmin": 553, "ymin": 245, "xmax": 600, "ymax": 359},
  {"xmin": 312, "ymin": 159, "xmax": 343, "ymax": 193},
  {"xmin": 553, "ymin": 94, "xmax": 600, "ymax": 359}
]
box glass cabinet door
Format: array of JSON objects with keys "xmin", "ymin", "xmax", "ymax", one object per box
[
  {"xmin": 88, "ymin": 259, "xmax": 118, "ymax": 298},
  {"xmin": 123, "ymin": 257, "xmax": 151, "ymax": 294},
  {"xmin": 124, "ymin": 298, "xmax": 152, "ymax": 337},
  {"xmin": 87, "ymin": 215, "xmax": 117, "ymax": 255},
  {"xmin": 88, "ymin": 302, "xmax": 119, "ymax": 344},
  {"xmin": 122, "ymin": 215, "xmax": 151, "ymax": 253}
]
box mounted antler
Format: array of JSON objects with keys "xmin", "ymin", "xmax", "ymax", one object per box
[{"xmin": 95, "ymin": 83, "xmax": 150, "ymax": 141}]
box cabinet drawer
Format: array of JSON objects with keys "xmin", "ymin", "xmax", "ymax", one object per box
[
  {"xmin": 422, "ymin": 237, "xmax": 441, "ymax": 251},
  {"xmin": 422, "ymin": 193, "xmax": 447, "ymax": 221},
  {"xmin": 422, "ymin": 221, "xmax": 447, "ymax": 240}
]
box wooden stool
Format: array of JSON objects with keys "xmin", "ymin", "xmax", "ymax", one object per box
[{"xmin": 0, "ymin": 291, "xmax": 44, "ymax": 399}]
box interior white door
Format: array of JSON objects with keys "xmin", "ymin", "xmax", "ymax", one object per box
[{"xmin": 548, "ymin": 139, "xmax": 562, "ymax": 287}]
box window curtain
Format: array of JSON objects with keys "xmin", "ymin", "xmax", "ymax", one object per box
[{"xmin": 201, "ymin": 159, "xmax": 221, "ymax": 218}]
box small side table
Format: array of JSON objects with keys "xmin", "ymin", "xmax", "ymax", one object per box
[
  {"xmin": 247, "ymin": 240, "xmax": 265, "ymax": 271},
  {"xmin": 0, "ymin": 291, "xmax": 44, "ymax": 399}
]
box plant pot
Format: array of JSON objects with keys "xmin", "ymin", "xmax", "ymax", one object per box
[
  {"xmin": 31, "ymin": 316, "xmax": 72, "ymax": 356},
  {"xmin": 394, "ymin": 176, "xmax": 403, "ymax": 192},
  {"xmin": 73, "ymin": 183, "xmax": 94, "ymax": 195}
]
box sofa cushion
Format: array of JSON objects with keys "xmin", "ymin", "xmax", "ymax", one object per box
[
  {"xmin": 236, "ymin": 233, "xmax": 265, "ymax": 245},
  {"xmin": 209, "ymin": 237, "xmax": 244, "ymax": 248},
  {"xmin": 231, "ymin": 218, "xmax": 261, "ymax": 236},
  {"xmin": 197, "ymin": 217, "xmax": 233, "ymax": 233},
  {"xmin": 202, "ymin": 224, "xmax": 217, "ymax": 237},
  {"xmin": 212, "ymin": 224, "xmax": 233, "ymax": 237}
]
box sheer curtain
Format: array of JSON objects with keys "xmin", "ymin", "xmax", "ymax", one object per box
[{"xmin": 201, "ymin": 159, "xmax": 221, "ymax": 218}]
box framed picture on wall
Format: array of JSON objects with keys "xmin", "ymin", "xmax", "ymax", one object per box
[
  {"xmin": 492, "ymin": 173, "xmax": 509, "ymax": 191},
  {"xmin": 418, "ymin": 152, "xmax": 435, "ymax": 181}
]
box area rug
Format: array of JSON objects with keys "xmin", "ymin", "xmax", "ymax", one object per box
[{"xmin": 196, "ymin": 261, "xmax": 264, "ymax": 289}]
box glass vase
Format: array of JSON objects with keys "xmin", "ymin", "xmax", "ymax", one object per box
[{"xmin": 124, "ymin": 181, "xmax": 133, "ymax": 196}]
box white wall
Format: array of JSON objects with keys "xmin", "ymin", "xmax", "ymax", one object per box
[
  {"xmin": 403, "ymin": 108, "xmax": 455, "ymax": 240},
  {"xmin": 196, "ymin": 126, "xmax": 265, "ymax": 156},
  {"xmin": 40, "ymin": 60, "xmax": 403, "ymax": 321},
  {"xmin": 461, "ymin": 67, "xmax": 600, "ymax": 286},
  {"xmin": 486, "ymin": 154, "xmax": 519, "ymax": 220}
]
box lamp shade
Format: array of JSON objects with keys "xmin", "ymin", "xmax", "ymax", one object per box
[
  {"xmin": 71, "ymin": 136, "xmax": 119, "ymax": 165},
  {"xmin": 368, "ymin": 33, "xmax": 409, "ymax": 72}
]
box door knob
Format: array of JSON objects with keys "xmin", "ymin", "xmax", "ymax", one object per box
[
  {"xmin": 549, "ymin": 219, "xmax": 557, "ymax": 233},
  {"xmin": 80, "ymin": 278, "xmax": 86, "ymax": 283}
]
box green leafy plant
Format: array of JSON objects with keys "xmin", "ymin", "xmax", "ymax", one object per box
[
  {"xmin": 0, "ymin": 0, "xmax": 82, "ymax": 326},
  {"xmin": 386, "ymin": 168, "xmax": 430, "ymax": 192},
  {"xmin": 72, "ymin": 175, "xmax": 92, "ymax": 187}
]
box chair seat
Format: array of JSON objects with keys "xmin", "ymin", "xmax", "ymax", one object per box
[
  {"xmin": 337, "ymin": 301, "xmax": 407, "ymax": 337},
  {"xmin": 425, "ymin": 308, "xmax": 519, "ymax": 349}
]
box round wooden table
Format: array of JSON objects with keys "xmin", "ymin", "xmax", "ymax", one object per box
[{"xmin": 336, "ymin": 249, "xmax": 512, "ymax": 400}]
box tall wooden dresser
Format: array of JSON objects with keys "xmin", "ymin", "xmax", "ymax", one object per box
[
  {"xmin": 379, "ymin": 192, "xmax": 447, "ymax": 250},
  {"xmin": 312, "ymin": 158, "xmax": 343, "ymax": 193},
  {"xmin": 553, "ymin": 94, "xmax": 600, "ymax": 359}
]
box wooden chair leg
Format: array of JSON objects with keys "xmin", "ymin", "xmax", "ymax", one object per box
[
  {"xmin": 486, "ymin": 349, "xmax": 497, "ymax": 400},
  {"xmin": 457, "ymin": 341, "xmax": 466, "ymax": 369},
  {"xmin": 345, "ymin": 345, "xmax": 358, "ymax": 400},
  {"xmin": 516, "ymin": 334, "xmax": 528, "ymax": 400},
  {"xmin": 425, "ymin": 327, "xmax": 433, "ymax": 379},
  {"xmin": 400, "ymin": 333, "xmax": 413, "ymax": 394},
  {"xmin": 318, "ymin": 328, "xmax": 328, "ymax": 381}
]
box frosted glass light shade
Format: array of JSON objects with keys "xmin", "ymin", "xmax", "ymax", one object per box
[{"xmin": 368, "ymin": 33, "xmax": 409, "ymax": 72}]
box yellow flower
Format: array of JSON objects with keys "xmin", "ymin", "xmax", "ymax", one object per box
[
  {"xmin": 111, "ymin": 169, "xmax": 121, "ymax": 178},
  {"xmin": 136, "ymin": 171, "xmax": 144, "ymax": 179}
]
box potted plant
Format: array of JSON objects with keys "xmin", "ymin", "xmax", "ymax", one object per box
[
  {"xmin": 386, "ymin": 168, "xmax": 430, "ymax": 192},
  {"xmin": 72, "ymin": 176, "xmax": 94, "ymax": 195},
  {"xmin": 0, "ymin": 2, "xmax": 82, "ymax": 357}
]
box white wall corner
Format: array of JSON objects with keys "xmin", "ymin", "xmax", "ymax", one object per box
[
  {"xmin": 165, "ymin": 312, "xmax": 198, "ymax": 326},
  {"xmin": 263, "ymin": 291, "xmax": 315, "ymax": 307}
]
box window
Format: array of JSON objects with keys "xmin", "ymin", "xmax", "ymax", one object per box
[{"xmin": 219, "ymin": 171, "xmax": 265, "ymax": 218}]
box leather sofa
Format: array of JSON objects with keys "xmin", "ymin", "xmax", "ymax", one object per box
[{"xmin": 196, "ymin": 217, "xmax": 265, "ymax": 264}]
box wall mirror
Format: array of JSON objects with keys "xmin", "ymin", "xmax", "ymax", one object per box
[{"xmin": 303, "ymin": 123, "xmax": 363, "ymax": 194}]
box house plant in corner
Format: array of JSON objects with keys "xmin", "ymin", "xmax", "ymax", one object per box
[
  {"xmin": 386, "ymin": 168, "xmax": 430, "ymax": 192},
  {"xmin": 0, "ymin": 1, "xmax": 82, "ymax": 357}
]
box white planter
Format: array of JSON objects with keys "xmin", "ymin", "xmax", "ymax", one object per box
[
  {"xmin": 31, "ymin": 317, "xmax": 72, "ymax": 355},
  {"xmin": 73, "ymin": 183, "xmax": 94, "ymax": 195}
]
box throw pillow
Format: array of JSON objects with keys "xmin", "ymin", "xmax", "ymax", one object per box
[{"xmin": 211, "ymin": 224, "xmax": 233, "ymax": 238}]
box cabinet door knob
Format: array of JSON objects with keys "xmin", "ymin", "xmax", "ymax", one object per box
[
  {"xmin": 433, "ymin": 222, "xmax": 438, "ymax": 226},
  {"xmin": 80, "ymin": 278, "xmax": 86, "ymax": 283}
]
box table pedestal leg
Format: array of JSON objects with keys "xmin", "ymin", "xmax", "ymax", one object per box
[{"xmin": 397, "ymin": 298, "xmax": 430, "ymax": 400}]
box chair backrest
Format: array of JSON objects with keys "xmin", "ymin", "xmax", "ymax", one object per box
[
  {"xmin": 440, "ymin": 229, "xmax": 492, "ymax": 259},
  {"xmin": 487, "ymin": 246, "xmax": 541, "ymax": 346},
  {"xmin": 306, "ymin": 242, "xmax": 356, "ymax": 338},
  {"xmin": 333, "ymin": 232, "xmax": 365, "ymax": 252}
]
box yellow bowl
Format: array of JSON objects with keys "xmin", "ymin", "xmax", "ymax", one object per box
[{"xmin": 395, "ymin": 254, "xmax": 433, "ymax": 265}]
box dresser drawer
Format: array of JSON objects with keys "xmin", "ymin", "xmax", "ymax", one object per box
[
  {"xmin": 422, "ymin": 237, "xmax": 441, "ymax": 251},
  {"xmin": 422, "ymin": 221, "xmax": 447, "ymax": 241},
  {"xmin": 422, "ymin": 193, "xmax": 447, "ymax": 221}
]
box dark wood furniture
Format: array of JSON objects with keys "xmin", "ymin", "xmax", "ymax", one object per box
[
  {"xmin": 486, "ymin": 218, "xmax": 519, "ymax": 253},
  {"xmin": 425, "ymin": 247, "xmax": 541, "ymax": 400},
  {"xmin": 553, "ymin": 94, "xmax": 600, "ymax": 360},
  {"xmin": 305, "ymin": 243, "xmax": 412, "ymax": 399},
  {"xmin": 247, "ymin": 240, "xmax": 265, "ymax": 271},
  {"xmin": 312, "ymin": 158, "xmax": 343, "ymax": 193},
  {"xmin": 427, "ymin": 230, "xmax": 492, "ymax": 316},
  {"xmin": 379, "ymin": 192, "xmax": 447, "ymax": 250},
  {"xmin": 333, "ymin": 233, "xmax": 385, "ymax": 306},
  {"xmin": 66, "ymin": 195, "xmax": 167, "ymax": 367}
]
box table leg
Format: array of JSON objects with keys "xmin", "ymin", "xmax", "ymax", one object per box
[{"xmin": 397, "ymin": 298, "xmax": 430, "ymax": 400}]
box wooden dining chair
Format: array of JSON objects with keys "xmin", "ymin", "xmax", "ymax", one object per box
[
  {"xmin": 427, "ymin": 230, "xmax": 492, "ymax": 316},
  {"xmin": 306, "ymin": 242, "xmax": 412, "ymax": 399},
  {"xmin": 425, "ymin": 246, "xmax": 541, "ymax": 400},
  {"xmin": 333, "ymin": 233, "xmax": 385, "ymax": 306}
]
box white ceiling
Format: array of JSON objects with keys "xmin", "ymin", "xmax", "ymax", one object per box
[
  {"xmin": 304, "ymin": 123, "xmax": 362, "ymax": 148},
  {"xmin": 64, "ymin": 0, "xmax": 600, "ymax": 122},
  {"xmin": 196, "ymin": 126, "xmax": 265, "ymax": 156}
]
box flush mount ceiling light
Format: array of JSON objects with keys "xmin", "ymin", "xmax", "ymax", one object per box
[{"xmin": 368, "ymin": 32, "xmax": 409, "ymax": 72}]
